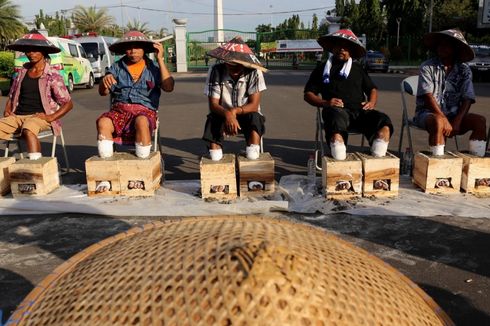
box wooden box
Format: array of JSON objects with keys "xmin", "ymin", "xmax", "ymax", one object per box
[
  {"xmin": 457, "ymin": 151, "xmax": 490, "ymax": 196},
  {"xmin": 200, "ymin": 154, "xmax": 237, "ymax": 200},
  {"xmin": 357, "ymin": 151, "xmax": 400, "ymax": 198},
  {"xmin": 322, "ymin": 153, "xmax": 362, "ymax": 200},
  {"xmin": 0, "ymin": 157, "xmax": 16, "ymax": 196},
  {"xmin": 237, "ymin": 152, "xmax": 275, "ymax": 197},
  {"xmin": 85, "ymin": 152, "xmax": 162, "ymax": 197},
  {"xmin": 8, "ymin": 157, "xmax": 59, "ymax": 197},
  {"xmin": 412, "ymin": 151, "xmax": 463, "ymax": 194}
]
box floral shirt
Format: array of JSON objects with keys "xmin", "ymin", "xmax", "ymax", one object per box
[
  {"xmin": 416, "ymin": 57, "xmax": 475, "ymax": 118},
  {"xmin": 9, "ymin": 62, "xmax": 71, "ymax": 136}
]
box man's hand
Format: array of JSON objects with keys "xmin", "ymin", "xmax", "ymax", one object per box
[
  {"xmin": 361, "ymin": 101, "xmax": 376, "ymax": 110},
  {"xmin": 153, "ymin": 42, "xmax": 164, "ymax": 61},
  {"xmin": 224, "ymin": 110, "xmax": 241, "ymax": 136},
  {"xmin": 441, "ymin": 115, "xmax": 453, "ymax": 137},
  {"xmin": 3, "ymin": 109, "xmax": 13, "ymax": 117},
  {"xmin": 101, "ymin": 74, "xmax": 117, "ymax": 91},
  {"xmin": 35, "ymin": 112, "xmax": 55, "ymax": 123},
  {"xmin": 327, "ymin": 98, "xmax": 344, "ymax": 108}
]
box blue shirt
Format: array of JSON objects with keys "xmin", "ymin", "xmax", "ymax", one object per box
[
  {"xmin": 108, "ymin": 57, "xmax": 162, "ymax": 111},
  {"xmin": 416, "ymin": 57, "xmax": 475, "ymax": 118}
]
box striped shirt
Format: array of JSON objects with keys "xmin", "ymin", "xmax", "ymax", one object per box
[{"xmin": 204, "ymin": 63, "xmax": 266, "ymax": 112}]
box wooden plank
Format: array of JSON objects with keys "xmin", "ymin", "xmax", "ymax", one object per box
[
  {"xmin": 85, "ymin": 152, "xmax": 162, "ymax": 197},
  {"xmin": 322, "ymin": 153, "xmax": 362, "ymax": 200},
  {"xmin": 237, "ymin": 152, "xmax": 275, "ymax": 197},
  {"xmin": 358, "ymin": 151, "xmax": 400, "ymax": 198},
  {"xmin": 457, "ymin": 151, "xmax": 490, "ymax": 196},
  {"xmin": 9, "ymin": 157, "xmax": 59, "ymax": 197},
  {"xmin": 412, "ymin": 151, "xmax": 463, "ymax": 194},
  {"xmin": 200, "ymin": 154, "xmax": 237, "ymax": 200},
  {"xmin": 0, "ymin": 157, "xmax": 16, "ymax": 196}
]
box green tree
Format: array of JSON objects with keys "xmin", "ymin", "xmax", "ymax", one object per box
[
  {"xmin": 431, "ymin": 0, "xmax": 477, "ymax": 33},
  {"xmin": 126, "ymin": 20, "xmax": 151, "ymax": 34},
  {"xmin": 72, "ymin": 5, "xmax": 114, "ymax": 33},
  {"xmin": 0, "ymin": 0, "xmax": 25, "ymax": 48},
  {"xmin": 355, "ymin": 0, "xmax": 384, "ymax": 47},
  {"xmin": 35, "ymin": 9, "xmax": 71, "ymax": 36},
  {"xmin": 100, "ymin": 24, "xmax": 123, "ymax": 37}
]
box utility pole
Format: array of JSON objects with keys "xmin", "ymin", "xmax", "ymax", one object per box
[
  {"xmin": 396, "ymin": 17, "xmax": 401, "ymax": 46},
  {"xmin": 214, "ymin": 0, "xmax": 224, "ymax": 43}
]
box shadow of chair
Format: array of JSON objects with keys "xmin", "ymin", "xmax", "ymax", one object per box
[
  {"xmin": 398, "ymin": 75, "xmax": 459, "ymax": 155},
  {"xmin": 4, "ymin": 127, "xmax": 70, "ymax": 173},
  {"xmin": 314, "ymin": 106, "xmax": 366, "ymax": 171}
]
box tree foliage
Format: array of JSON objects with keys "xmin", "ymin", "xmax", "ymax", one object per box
[
  {"xmin": 72, "ymin": 6, "xmax": 114, "ymax": 33},
  {"xmin": 0, "ymin": 0, "xmax": 25, "ymax": 47},
  {"xmin": 35, "ymin": 9, "xmax": 71, "ymax": 37}
]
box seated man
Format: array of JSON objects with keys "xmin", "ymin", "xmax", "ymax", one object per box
[
  {"xmin": 202, "ymin": 36, "xmax": 267, "ymax": 161},
  {"xmin": 413, "ymin": 28, "xmax": 487, "ymax": 157},
  {"xmin": 304, "ymin": 29, "xmax": 393, "ymax": 161},
  {"xmin": 97, "ymin": 30, "xmax": 174, "ymax": 192},
  {"xmin": 1, "ymin": 30, "xmax": 73, "ymax": 165}
]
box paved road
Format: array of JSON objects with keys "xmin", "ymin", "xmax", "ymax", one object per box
[{"xmin": 1, "ymin": 71, "xmax": 489, "ymax": 325}]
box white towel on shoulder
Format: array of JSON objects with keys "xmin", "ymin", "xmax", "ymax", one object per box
[{"xmin": 322, "ymin": 57, "xmax": 352, "ymax": 84}]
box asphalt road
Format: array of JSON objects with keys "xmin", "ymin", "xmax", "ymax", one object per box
[{"xmin": 1, "ymin": 71, "xmax": 490, "ymax": 325}]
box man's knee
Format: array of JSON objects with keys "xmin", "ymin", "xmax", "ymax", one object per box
[
  {"xmin": 135, "ymin": 115, "xmax": 149, "ymax": 127},
  {"xmin": 427, "ymin": 114, "xmax": 445, "ymax": 132},
  {"xmin": 21, "ymin": 128, "xmax": 36, "ymax": 138}
]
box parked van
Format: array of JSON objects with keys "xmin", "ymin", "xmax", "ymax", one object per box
[
  {"xmin": 74, "ymin": 33, "xmax": 119, "ymax": 81},
  {"xmin": 14, "ymin": 36, "xmax": 95, "ymax": 92}
]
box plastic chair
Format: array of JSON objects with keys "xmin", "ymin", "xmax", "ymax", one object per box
[
  {"xmin": 4, "ymin": 127, "xmax": 70, "ymax": 173},
  {"xmin": 314, "ymin": 106, "xmax": 366, "ymax": 171},
  {"xmin": 398, "ymin": 75, "xmax": 459, "ymax": 154}
]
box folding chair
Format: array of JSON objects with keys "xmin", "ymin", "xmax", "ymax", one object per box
[
  {"xmin": 4, "ymin": 127, "xmax": 70, "ymax": 173},
  {"xmin": 314, "ymin": 106, "xmax": 366, "ymax": 171},
  {"xmin": 398, "ymin": 75, "xmax": 459, "ymax": 154}
]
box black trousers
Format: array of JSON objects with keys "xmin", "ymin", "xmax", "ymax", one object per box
[
  {"xmin": 322, "ymin": 107, "xmax": 393, "ymax": 145},
  {"xmin": 202, "ymin": 112, "xmax": 265, "ymax": 146}
]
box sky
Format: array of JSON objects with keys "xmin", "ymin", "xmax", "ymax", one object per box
[{"xmin": 15, "ymin": 0, "xmax": 336, "ymax": 33}]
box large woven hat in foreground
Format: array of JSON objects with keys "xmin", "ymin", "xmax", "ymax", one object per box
[
  {"xmin": 317, "ymin": 29, "xmax": 366, "ymax": 59},
  {"xmin": 8, "ymin": 216, "xmax": 453, "ymax": 325},
  {"xmin": 207, "ymin": 36, "xmax": 267, "ymax": 72},
  {"xmin": 109, "ymin": 30, "xmax": 156, "ymax": 54}
]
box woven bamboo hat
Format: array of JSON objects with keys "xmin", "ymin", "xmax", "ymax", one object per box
[
  {"xmin": 7, "ymin": 30, "xmax": 60, "ymax": 54},
  {"xmin": 423, "ymin": 28, "xmax": 474, "ymax": 62},
  {"xmin": 109, "ymin": 30, "xmax": 155, "ymax": 54},
  {"xmin": 8, "ymin": 216, "xmax": 453, "ymax": 326},
  {"xmin": 317, "ymin": 29, "xmax": 366, "ymax": 58},
  {"xmin": 207, "ymin": 36, "xmax": 267, "ymax": 72}
]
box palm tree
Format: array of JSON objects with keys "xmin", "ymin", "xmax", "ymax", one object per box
[
  {"xmin": 0, "ymin": 0, "xmax": 25, "ymax": 48},
  {"xmin": 126, "ymin": 20, "xmax": 151, "ymax": 34},
  {"xmin": 72, "ymin": 5, "xmax": 114, "ymax": 33}
]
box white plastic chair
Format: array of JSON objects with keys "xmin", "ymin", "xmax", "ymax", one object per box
[
  {"xmin": 4, "ymin": 127, "xmax": 70, "ymax": 172},
  {"xmin": 398, "ymin": 75, "xmax": 459, "ymax": 154}
]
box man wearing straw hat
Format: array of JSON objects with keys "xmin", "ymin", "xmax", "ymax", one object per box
[
  {"xmin": 202, "ymin": 36, "xmax": 267, "ymax": 161},
  {"xmin": 96, "ymin": 30, "xmax": 174, "ymax": 192},
  {"xmin": 413, "ymin": 28, "xmax": 487, "ymax": 157},
  {"xmin": 1, "ymin": 30, "xmax": 73, "ymax": 161},
  {"xmin": 304, "ymin": 29, "xmax": 393, "ymax": 161}
]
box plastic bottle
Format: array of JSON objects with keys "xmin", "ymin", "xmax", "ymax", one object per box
[
  {"xmin": 307, "ymin": 154, "xmax": 316, "ymax": 186},
  {"xmin": 401, "ymin": 147, "xmax": 413, "ymax": 176}
]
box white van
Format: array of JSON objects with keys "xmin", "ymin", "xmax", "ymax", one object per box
[{"xmin": 74, "ymin": 33, "xmax": 119, "ymax": 80}]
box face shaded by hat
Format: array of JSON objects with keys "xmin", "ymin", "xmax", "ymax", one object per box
[
  {"xmin": 7, "ymin": 30, "xmax": 60, "ymax": 54},
  {"xmin": 317, "ymin": 29, "xmax": 366, "ymax": 59},
  {"xmin": 423, "ymin": 28, "xmax": 474, "ymax": 62},
  {"xmin": 207, "ymin": 36, "xmax": 267, "ymax": 72},
  {"xmin": 109, "ymin": 30, "xmax": 156, "ymax": 55}
]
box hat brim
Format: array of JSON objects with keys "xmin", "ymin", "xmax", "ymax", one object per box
[
  {"xmin": 423, "ymin": 33, "xmax": 474, "ymax": 62},
  {"xmin": 108, "ymin": 41, "xmax": 156, "ymax": 55},
  {"xmin": 317, "ymin": 35, "xmax": 366, "ymax": 59},
  {"xmin": 7, "ymin": 43, "xmax": 60, "ymax": 54},
  {"xmin": 207, "ymin": 48, "xmax": 267, "ymax": 72}
]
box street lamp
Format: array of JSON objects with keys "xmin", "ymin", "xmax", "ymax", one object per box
[{"xmin": 396, "ymin": 17, "xmax": 402, "ymax": 47}]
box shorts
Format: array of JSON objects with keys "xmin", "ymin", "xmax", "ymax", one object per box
[
  {"xmin": 0, "ymin": 114, "xmax": 51, "ymax": 140},
  {"xmin": 202, "ymin": 112, "xmax": 265, "ymax": 146},
  {"xmin": 97, "ymin": 103, "xmax": 157, "ymax": 145},
  {"xmin": 412, "ymin": 110, "xmax": 456, "ymax": 130},
  {"xmin": 322, "ymin": 107, "xmax": 393, "ymax": 145}
]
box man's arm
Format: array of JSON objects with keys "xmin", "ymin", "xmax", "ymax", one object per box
[
  {"xmin": 154, "ymin": 42, "xmax": 174, "ymax": 92},
  {"xmin": 423, "ymin": 93, "xmax": 453, "ymax": 136},
  {"xmin": 450, "ymin": 99, "xmax": 472, "ymax": 135},
  {"xmin": 361, "ymin": 88, "xmax": 377, "ymax": 110},
  {"xmin": 208, "ymin": 96, "xmax": 241, "ymax": 136},
  {"xmin": 304, "ymin": 92, "xmax": 344, "ymax": 108},
  {"xmin": 4, "ymin": 98, "xmax": 13, "ymax": 117},
  {"xmin": 35, "ymin": 100, "xmax": 73, "ymax": 123}
]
